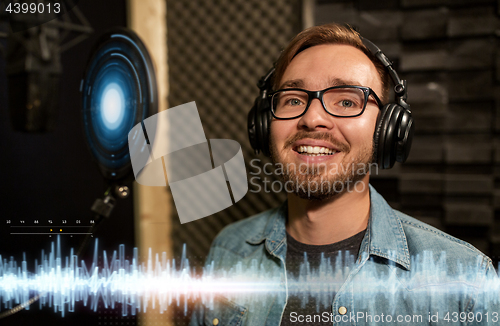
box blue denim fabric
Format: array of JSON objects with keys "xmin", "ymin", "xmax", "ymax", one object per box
[{"xmin": 190, "ymin": 185, "xmax": 499, "ymax": 325}]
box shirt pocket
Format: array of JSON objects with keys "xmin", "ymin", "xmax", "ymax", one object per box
[{"xmin": 204, "ymin": 296, "xmax": 248, "ymax": 326}]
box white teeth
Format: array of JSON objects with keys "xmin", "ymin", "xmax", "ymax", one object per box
[{"xmin": 296, "ymin": 145, "xmax": 336, "ymax": 156}]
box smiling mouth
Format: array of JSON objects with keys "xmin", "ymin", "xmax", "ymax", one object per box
[{"xmin": 295, "ymin": 145, "xmax": 337, "ymax": 156}]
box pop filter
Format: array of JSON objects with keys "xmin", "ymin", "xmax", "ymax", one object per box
[{"xmin": 81, "ymin": 28, "xmax": 157, "ymax": 182}]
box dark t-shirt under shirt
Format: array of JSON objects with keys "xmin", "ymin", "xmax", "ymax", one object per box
[{"xmin": 280, "ymin": 229, "xmax": 366, "ymax": 326}]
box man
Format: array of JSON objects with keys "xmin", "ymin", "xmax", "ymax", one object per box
[{"xmin": 190, "ymin": 23, "xmax": 498, "ymax": 326}]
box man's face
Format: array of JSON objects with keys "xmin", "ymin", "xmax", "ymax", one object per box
[{"xmin": 269, "ymin": 44, "xmax": 383, "ymax": 200}]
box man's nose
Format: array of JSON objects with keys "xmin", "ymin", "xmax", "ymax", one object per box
[{"xmin": 297, "ymin": 98, "xmax": 335, "ymax": 130}]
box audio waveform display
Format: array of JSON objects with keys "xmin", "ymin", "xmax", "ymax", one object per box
[{"xmin": 1, "ymin": 237, "xmax": 499, "ymax": 317}]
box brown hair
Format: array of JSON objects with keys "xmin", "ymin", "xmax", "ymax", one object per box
[{"xmin": 273, "ymin": 23, "xmax": 390, "ymax": 103}]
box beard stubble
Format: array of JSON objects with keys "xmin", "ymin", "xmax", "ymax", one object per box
[{"xmin": 269, "ymin": 131, "xmax": 374, "ymax": 200}]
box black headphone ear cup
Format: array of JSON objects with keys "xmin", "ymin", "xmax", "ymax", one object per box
[
  {"xmin": 261, "ymin": 110, "xmax": 273, "ymax": 156},
  {"xmin": 374, "ymin": 103, "xmax": 400, "ymax": 169},
  {"xmin": 259, "ymin": 98, "xmax": 272, "ymax": 157},
  {"xmin": 374, "ymin": 103, "xmax": 414, "ymax": 169},
  {"xmin": 395, "ymin": 110, "xmax": 414, "ymax": 163},
  {"xmin": 248, "ymin": 94, "xmax": 272, "ymax": 156},
  {"xmin": 248, "ymin": 67, "xmax": 275, "ymax": 156},
  {"xmin": 373, "ymin": 104, "xmax": 390, "ymax": 168}
]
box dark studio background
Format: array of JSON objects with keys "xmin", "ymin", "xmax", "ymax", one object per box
[
  {"xmin": 0, "ymin": 1, "xmax": 136, "ymax": 326},
  {"xmin": 1, "ymin": 0, "xmax": 500, "ymax": 326}
]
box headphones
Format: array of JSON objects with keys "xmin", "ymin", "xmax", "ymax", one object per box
[{"xmin": 247, "ymin": 37, "xmax": 414, "ymax": 169}]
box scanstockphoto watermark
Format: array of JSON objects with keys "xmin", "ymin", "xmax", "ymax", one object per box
[
  {"xmin": 249, "ymin": 159, "xmax": 380, "ymax": 195},
  {"xmin": 250, "ymin": 176, "xmax": 369, "ymax": 195},
  {"xmin": 249, "ymin": 159, "xmax": 379, "ymax": 177}
]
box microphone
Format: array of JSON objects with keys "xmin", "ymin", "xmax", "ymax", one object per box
[{"xmin": 1, "ymin": 0, "xmax": 92, "ymax": 132}]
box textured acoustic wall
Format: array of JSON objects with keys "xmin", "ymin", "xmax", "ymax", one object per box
[
  {"xmin": 166, "ymin": 0, "xmax": 301, "ymax": 264},
  {"xmin": 166, "ymin": 0, "xmax": 301, "ymax": 323},
  {"xmin": 314, "ymin": 0, "xmax": 500, "ymax": 263}
]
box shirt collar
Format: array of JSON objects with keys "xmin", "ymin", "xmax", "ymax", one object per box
[
  {"xmin": 362, "ymin": 184, "xmax": 411, "ymax": 270},
  {"xmin": 246, "ymin": 203, "xmax": 287, "ymax": 257},
  {"xmin": 245, "ymin": 184, "xmax": 411, "ymax": 270}
]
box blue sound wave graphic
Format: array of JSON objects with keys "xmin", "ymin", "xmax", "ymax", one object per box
[{"xmin": 1, "ymin": 237, "xmax": 499, "ymax": 317}]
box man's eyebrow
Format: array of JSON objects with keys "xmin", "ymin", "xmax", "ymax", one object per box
[
  {"xmin": 278, "ymin": 78, "xmax": 363, "ymax": 90},
  {"xmin": 329, "ymin": 77, "xmax": 362, "ymax": 87},
  {"xmin": 278, "ymin": 79, "xmax": 304, "ymax": 89}
]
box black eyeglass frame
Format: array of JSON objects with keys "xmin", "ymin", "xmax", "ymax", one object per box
[{"xmin": 268, "ymin": 85, "xmax": 383, "ymax": 120}]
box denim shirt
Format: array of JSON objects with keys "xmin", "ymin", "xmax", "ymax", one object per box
[{"xmin": 190, "ymin": 185, "xmax": 499, "ymax": 325}]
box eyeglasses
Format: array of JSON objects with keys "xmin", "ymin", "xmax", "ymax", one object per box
[{"xmin": 269, "ymin": 86, "xmax": 383, "ymax": 120}]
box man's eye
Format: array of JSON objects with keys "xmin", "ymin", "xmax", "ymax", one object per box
[
  {"xmin": 287, "ymin": 98, "xmax": 303, "ymax": 106},
  {"xmin": 340, "ymin": 100, "xmax": 354, "ymax": 108}
]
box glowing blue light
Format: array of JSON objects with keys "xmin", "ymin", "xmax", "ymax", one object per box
[
  {"xmin": 81, "ymin": 32, "xmax": 154, "ymax": 173},
  {"xmin": 100, "ymin": 83, "xmax": 125, "ymax": 130},
  {"xmin": 111, "ymin": 34, "xmax": 153, "ymax": 100}
]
